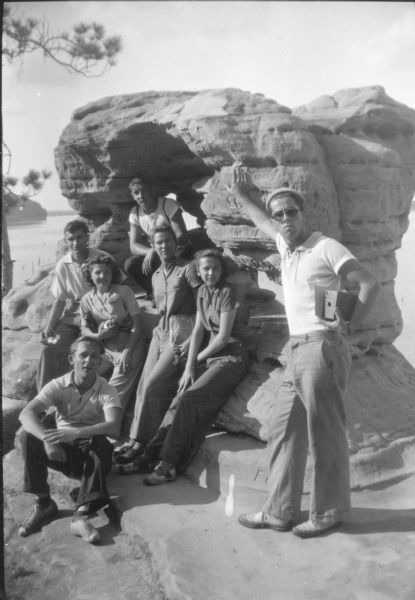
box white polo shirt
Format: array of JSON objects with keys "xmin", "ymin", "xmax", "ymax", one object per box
[
  {"xmin": 35, "ymin": 371, "xmax": 121, "ymax": 430},
  {"xmin": 276, "ymin": 231, "xmax": 355, "ymax": 335}
]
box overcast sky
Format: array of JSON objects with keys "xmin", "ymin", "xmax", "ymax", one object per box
[{"xmin": 3, "ymin": 0, "xmax": 415, "ymax": 210}]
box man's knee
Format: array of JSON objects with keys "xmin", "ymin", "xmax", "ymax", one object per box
[
  {"xmin": 124, "ymin": 255, "xmax": 141, "ymax": 275},
  {"xmin": 89, "ymin": 436, "xmax": 113, "ymax": 463},
  {"xmin": 20, "ymin": 429, "xmax": 48, "ymax": 466}
]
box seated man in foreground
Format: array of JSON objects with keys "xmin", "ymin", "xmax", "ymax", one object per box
[{"xmin": 18, "ymin": 337, "xmax": 122, "ymax": 544}]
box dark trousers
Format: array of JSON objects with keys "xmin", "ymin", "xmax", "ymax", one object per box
[
  {"xmin": 36, "ymin": 322, "xmax": 80, "ymax": 392},
  {"xmin": 21, "ymin": 430, "xmax": 114, "ymax": 512},
  {"xmin": 123, "ymin": 255, "xmax": 159, "ymax": 295},
  {"xmin": 144, "ymin": 350, "xmax": 249, "ymax": 472}
]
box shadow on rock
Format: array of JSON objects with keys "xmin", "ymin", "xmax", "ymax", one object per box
[{"xmin": 344, "ymin": 507, "xmax": 415, "ymax": 535}]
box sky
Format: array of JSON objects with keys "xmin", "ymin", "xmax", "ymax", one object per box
[{"xmin": 3, "ymin": 0, "xmax": 415, "ymax": 211}]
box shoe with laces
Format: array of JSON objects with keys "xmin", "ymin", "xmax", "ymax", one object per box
[
  {"xmin": 143, "ymin": 462, "xmax": 176, "ymax": 486},
  {"xmin": 292, "ymin": 519, "xmax": 341, "ymax": 538},
  {"xmin": 70, "ymin": 516, "xmax": 101, "ymax": 544},
  {"xmin": 18, "ymin": 499, "xmax": 58, "ymax": 537},
  {"xmin": 114, "ymin": 442, "xmax": 145, "ymax": 465},
  {"xmin": 113, "ymin": 439, "xmax": 136, "ymax": 459},
  {"xmin": 116, "ymin": 456, "xmax": 157, "ymax": 475},
  {"xmin": 238, "ymin": 511, "xmax": 293, "ymax": 531}
]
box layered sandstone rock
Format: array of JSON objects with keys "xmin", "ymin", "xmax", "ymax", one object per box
[
  {"xmin": 3, "ymin": 87, "xmax": 415, "ymax": 486},
  {"xmin": 53, "ymin": 86, "xmax": 415, "ymax": 342}
]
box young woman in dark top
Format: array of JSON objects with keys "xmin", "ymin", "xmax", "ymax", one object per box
[{"xmin": 140, "ymin": 248, "xmax": 250, "ymax": 485}]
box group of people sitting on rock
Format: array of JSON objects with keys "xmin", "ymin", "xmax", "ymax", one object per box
[
  {"xmin": 18, "ymin": 165, "xmax": 380, "ymax": 545},
  {"xmin": 18, "ymin": 174, "xmax": 249, "ymax": 544}
]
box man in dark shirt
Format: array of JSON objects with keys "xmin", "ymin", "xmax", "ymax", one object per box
[{"xmin": 114, "ymin": 225, "xmax": 200, "ymax": 468}]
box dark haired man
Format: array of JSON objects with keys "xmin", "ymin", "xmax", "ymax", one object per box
[
  {"xmin": 37, "ymin": 219, "xmax": 112, "ymax": 391},
  {"xmin": 124, "ymin": 178, "xmax": 192, "ymax": 297},
  {"xmin": 232, "ymin": 165, "xmax": 380, "ymax": 538},
  {"xmin": 114, "ymin": 224, "xmax": 200, "ymax": 469},
  {"xmin": 19, "ymin": 337, "xmax": 121, "ymax": 543}
]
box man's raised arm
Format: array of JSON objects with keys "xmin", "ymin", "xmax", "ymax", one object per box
[{"xmin": 231, "ymin": 165, "xmax": 276, "ymax": 241}]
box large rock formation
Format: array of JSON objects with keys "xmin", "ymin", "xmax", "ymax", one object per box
[
  {"xmin": 3, "ymin": 86, "xmax": 415, "ymax": 485},
  {"xmin": 52, "ymin": 85, "xmax": 415, "ymax": 343}
]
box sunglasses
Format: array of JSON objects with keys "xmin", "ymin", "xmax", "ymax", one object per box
[{"xmin": 271, "ymin": 208, "xmax": 301, "ymax": 222}]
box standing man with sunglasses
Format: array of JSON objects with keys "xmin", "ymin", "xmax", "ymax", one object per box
[{"xmin": 232, "ymin": 165, "xmax": 379, "ymax": 538}]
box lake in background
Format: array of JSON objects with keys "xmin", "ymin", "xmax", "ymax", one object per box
[{"xmin": 7, "ymin": 211, "xmax": 415, "ymax": 366}]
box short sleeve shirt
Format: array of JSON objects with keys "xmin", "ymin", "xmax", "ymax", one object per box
[
  {"xmin": 34, "ymin": 372, "xmax": 121, "ymax": 429},
  {"xmin": 152, "ymin": 258, "xmax": 200, "ymax": 332},
  {"xmin": 197, "ymin": 282, "xmax": 246, "ymax": 352},
  {"xmin": 129, "ymin": 197, "xmax": 180, "ymax": 238},
  {"xmin": 51, "ymin": 248, "xmax": 111, "ymax": 325},
  {"xmin": 276, "ymin": 231, "xmax": 356, "ymax": 335},
  {"xmin": 80, "ymin": 284, "xmax": 139, "ymax": 329}
]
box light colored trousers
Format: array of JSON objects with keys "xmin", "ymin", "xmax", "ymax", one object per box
[
  {"xmin": 263, "ymin": 330, "xmax": 352, "ymax": 524},
  {"xmin": 101, "ymin": 330, "xmax": 146, "ymax": 412},
  {"xmin": 129, "ymin": 327, "xmax": 181, "ymax": 442}
]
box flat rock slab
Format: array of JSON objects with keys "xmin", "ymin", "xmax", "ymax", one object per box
[{"xmin": 4, "ymin": 449, "xmax": 415, "ymax": 600}]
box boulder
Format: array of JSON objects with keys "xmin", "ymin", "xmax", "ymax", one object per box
[
  {"xmin": 3, "ymin": 87, "xmax": 415, "ymax": 487},
  {"xmin": 53, "ymin": 86, "xmax": 415, "ymax": 346},
  {"xmin": 294, "ymin": 85, "xmax": 415, "ymax": 187}
]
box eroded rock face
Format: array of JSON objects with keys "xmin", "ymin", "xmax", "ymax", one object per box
[
  {"xmin": 3, "ymin": 87, "xmax": 415, "ymax": 484},
  {"xmin": 54, "ymin": 86, "xmax": 415, "ymax": 345}
]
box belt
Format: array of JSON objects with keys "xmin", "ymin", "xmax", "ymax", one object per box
[{"xmin": 290, "ymin": 330, "xmax": 341, "ymax": 345}]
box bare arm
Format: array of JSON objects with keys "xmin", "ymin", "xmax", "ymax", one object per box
[
  {"xmin": 196, "ymin": 308, "xmax": 237, "ymax": 362},
  {"xmin": 129, "ymin": 223, "xmax": 152, "ymax": 256},
  {"xmin": 42, "ymin": 406, "xmax": 121, "ymax": 444},
  {"xmin": 80, "ymin": 324, "xmax": 100, "ymax": 340},
  {"xmin": 19, "ymin": 397, "xmax": 52, "ymax": 440},
  {"xmin": 338, "ymin": 259, "xmax": 380, "ymax": 333},
  {"xmin": 177, "ymin": 313, "xmax": 205, "ymax": 392},
  {"xmin": 42, "ymin": 298, "xmax": 65, "ymax": 338},
  {"xmin": 19, "ymin": 396, "xmax": 66, "ymax": 461},
  {"xmin": 177, "ymin": 307, "xmax": 238, "ymax": 393},
  {"xmin": 80, "ymin": 302, "xmax": 117, "ymax": 341},
  {"xmin": 232, "ymin": 166, "xmax": 276, "ymax": 241}
]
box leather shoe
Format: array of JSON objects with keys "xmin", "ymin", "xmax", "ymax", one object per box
[
  {"xmin": 143, "ymin": 462, "xmax": 176, "ymax": 486},
  {"xmin": 70, "ymin": 516, "xmax": 101, "ymax": 544},
  {"xmin": 116, "ymin": 456, "xmax": 156, "ymax": 475},
  {"xmin": 238, "ymin": 511, "xmax": 292, "ymax": 531},
  {"xmin": 114, "ymin": 443, "xmax": 145, "ymax": 465},
  {"xmin": 292, "ymin": 519, "xmax": 341, "ymax": 538},
  {"xmin": 18, "ymin": 499, "xmax": 58, "ymax": 537}
]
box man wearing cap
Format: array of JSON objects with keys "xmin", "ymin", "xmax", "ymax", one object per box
[{"xmin": 232, "ymin": 165, "xmax": 380, "ymax": 538}]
